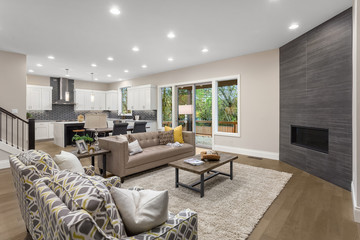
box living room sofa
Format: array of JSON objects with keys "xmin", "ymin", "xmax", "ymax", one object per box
[
  {"xmin": 99, "ymin": 131, "xmax": 196, "ymax": 179},
  {"xmin": 9, "ymin": 150, "xmax": 198, "ymax": 240}
]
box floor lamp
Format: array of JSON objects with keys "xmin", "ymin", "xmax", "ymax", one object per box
[
  {"xmin": 179, "ymin": 104, "xmax": 193, "ymax": 131},
  {"xmin": 84, "ymin": 113, "xmax": 108, "ymax": 151}
]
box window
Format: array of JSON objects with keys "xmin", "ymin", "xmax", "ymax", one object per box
[
  {"xmin": 161, "ymin": 87, "xmax": 172, "ymax": 127},
  {"xmin": 216, "ymin": 79, "xmax": 239, "ymax": 135},
  {"xmin": 120, "ymin": 87, "xmax": 128, "ymax": 114}
]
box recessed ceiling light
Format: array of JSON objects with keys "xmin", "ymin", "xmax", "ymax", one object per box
[
  {"xmin": 289, "ymin": 23, "xmax": 299, "ymax": 30},
  {"xmin": 28, "ymin": 69, "xmax": 34, "ymax": 73},
  {"xmin": 124, "ymin": 69, "xmax": 129, "ymax": 73},
  {"xmin": 107, "ymin": 57, "xmax": 114, "ymax": 61},
  {"xmin": 168, "ymin": 57, "xmax": 174, "ymax": 62},
  {"xmin": 167, "ymin": 31, "xmax": 176, "ymax": 39},
  {"xmin": 132, "ymin": 46, "xmax": 140, "ymax": 52},
  {"xmin": 142, "ymin": 65, "xmax": 148, "ymax": 69},
  {"xmin": 110, "ymin": 7, "xmax": 121, "ymax": 15},
  {"xmin": 36, "ymin": 63, "xmax": 43, "ymax": 67},
  {"xmin": 94, "ymin": 78, "xmax": 98, "ymax": 81},
  {"xmin": 107, "ymin": 74, "xmax": 112, "ymax": 77},
  {"xmin": 91, "ymin": 63, "xmax": 97, "ymax": 67},
  {"xmin": 47, "ymin": 55, "xmax": 55, "ymax": 60},
  {"xmin": 201, "ymin": 48, "xmax": 209, "ymax": 53},
  {"xmin": 118, "ymin": 78, "xmax": 123, "ymax": 81}
]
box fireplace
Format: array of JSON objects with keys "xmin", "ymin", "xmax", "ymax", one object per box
[{"xmin": 291, "ymin": 126, "xmax": 329, "ymax": 153}]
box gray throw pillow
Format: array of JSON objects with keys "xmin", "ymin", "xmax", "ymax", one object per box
[
  {"xmin": 159, "ymin": 130, "xmax": 174, "ymax": 145},
  {"xmin": 128, "ymin": 140, "xmax": 143, "ymax": 155}
]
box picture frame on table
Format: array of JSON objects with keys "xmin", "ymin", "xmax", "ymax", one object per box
[{"xmin": 76, "ymin": 140, "xmax": 87, "ymax": 154}]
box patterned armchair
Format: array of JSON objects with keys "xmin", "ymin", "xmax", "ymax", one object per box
[
  {"xmin": 34, "ymin": 177, "xmax": 198, "ymax": 240},
  {"xmin": 9, "ymin": 150, "xmax": 122, "ymax": 240}
]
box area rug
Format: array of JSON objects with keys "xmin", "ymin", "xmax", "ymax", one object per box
[{"xmin": 122, "ymin": 163, "xmax": 292, "ymax": 239}]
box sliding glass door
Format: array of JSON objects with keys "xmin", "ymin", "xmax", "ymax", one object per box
[
  {"xmin": 195, "ymin": 83, "xmax": 212, "ymax": 148},
  {"xmin": 177, "ymin": 85, "xmax": 193, "ymax": 131}
]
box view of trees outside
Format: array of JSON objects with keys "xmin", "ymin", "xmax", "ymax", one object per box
[
  {"xmin": 217, "ymin": 80, "xmax": 238, "ymax": 133},
  {"xmin": 161, "ymin": 87, "xmax": 172, "ymax": 127},
  {"xmin": 121, "ymin": 88, "xmax": 128, "ymax": 114},
  {"xmin": 195, "ymin": 85, "xmax": 212, "ymax": 127}
]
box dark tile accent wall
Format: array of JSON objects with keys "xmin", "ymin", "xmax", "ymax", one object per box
[
  {"xmin": 132, "ymin": 110, "xmax": 157, "ymax": 120},
  {"xmin": 280, "ymin": 8, "xmax": 352, "ymax": 190}
]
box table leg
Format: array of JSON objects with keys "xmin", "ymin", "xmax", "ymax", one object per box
[
  {"xmin": 91, "ymin": 156, "xmax": 95, "ymax": 167},
  {"xmin": 103, "ymin": 154, "xmax": 107, "ymax": 178},
  {"xmin": 230, "ymin": 161, "xmax": 233, "ymax": 180},
  {"xmin": 175, "ymin": 168, "xmax": 179, "ymax": 188},
  {"xmin": 200, "ymin": 174, "xmax": 204, "ymax": 198}
]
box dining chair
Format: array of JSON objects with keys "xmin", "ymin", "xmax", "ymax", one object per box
[
  {"xmin": 132, "ymin": 121, "xmax": 147, "ymax": 133},
  {"xmin": 113, "ymin": 122, "xmax": 129, "ymax": 135}
]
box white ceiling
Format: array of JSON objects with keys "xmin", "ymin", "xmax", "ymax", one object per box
[{"xmin": 0, "ymin": 0, "xmax": 353, "ymax": 83}]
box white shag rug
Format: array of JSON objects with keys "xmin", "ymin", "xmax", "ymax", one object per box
[{"xmin": 122, "ymin": 163, "xmax": 292, "ymax": 240}]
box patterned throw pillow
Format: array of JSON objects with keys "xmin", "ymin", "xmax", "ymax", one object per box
[
  {"xmin": 159, "ymin": 130, "xmax": 174, "ymax": 145},
  {"xmin": 48, "ymin": 170, "xmax": 127, "ymax": 239}
]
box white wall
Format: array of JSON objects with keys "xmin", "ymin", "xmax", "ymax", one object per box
[
  {"xmin": 110, "ymin": 49, "xmax": 280, "ymax": 159},
  {"xmin": 353, "ymin": 0, "xmax": 360, "ymax": 223}
]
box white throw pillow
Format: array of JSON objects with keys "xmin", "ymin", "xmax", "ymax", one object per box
[
  {"xmin": 53, "ymin": 151, "xmax": 85, "ymax": 174},
  {"xmin": 128, "ymin": 140, "xmax": 143, "ymax": 156},
  {"xmin": 110, "ymin": 187, "xmax": 168, "ymax": 236}
]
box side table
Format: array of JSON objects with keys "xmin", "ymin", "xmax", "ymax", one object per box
[{"xmin": 72, "ymin": 149, "xmax": 111, "ymax": 178}]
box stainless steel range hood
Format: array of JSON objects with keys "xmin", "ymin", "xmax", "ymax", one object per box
[{"xmin": 51, "ymin": 78, "xmax": 75, "ymax": 105}]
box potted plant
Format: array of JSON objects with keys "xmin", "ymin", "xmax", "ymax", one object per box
[{"xmin": 72, "ymin": 134, "xmax": 94, "ymax": 145}]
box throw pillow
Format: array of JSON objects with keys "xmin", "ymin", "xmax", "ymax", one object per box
[
  {"xmin": 159, "ymin": 130, "xmax": 174, "ymax": 145},
  {"xmin": 127, "ymin": 134, "xmax": 136, "ymax": 143},
  {"xmin": 53, "ymin": 151, "xmax": 85, "ymax": 174},
  {"xmin": 110, "ymin": 187, "xmax": 169, "ymax": 236},
  {"xmin": 165, "ymin": 125, "xmax": 184, "ymax": 143},
  {"xmin": 128, "ymin": 140, "xmax": 143, "ymax": 155}
]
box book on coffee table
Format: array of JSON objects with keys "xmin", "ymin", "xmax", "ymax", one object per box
[{"xmin": 184, "ymin": 158, "xmax": 204, "ymax": 166}]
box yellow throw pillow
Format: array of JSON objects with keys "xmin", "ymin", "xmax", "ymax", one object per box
[{"xmin": 165, "ymin": 125, "xmax": 184, "ymax": 143}]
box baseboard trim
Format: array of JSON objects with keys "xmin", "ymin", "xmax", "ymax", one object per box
[
  {"xmin": 213, "ymin": 145, "xmax": 279, "ymax": 160},
  {"xmin": 352, "ymin": 182, "xmax": 360, "ymax": 222},
  {"xmin": 0, "ymin": 159, "xmax": 10, "ymax": 169}
]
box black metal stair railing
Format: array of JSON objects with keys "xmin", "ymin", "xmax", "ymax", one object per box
[{"xmin": 0, "ymin": 107, "xmax": 35, "ymax": 151}]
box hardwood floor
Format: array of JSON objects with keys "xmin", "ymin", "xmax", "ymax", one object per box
[{"xmin": 1, "ymin": 140, "xmax": 359, "ymax": 240}]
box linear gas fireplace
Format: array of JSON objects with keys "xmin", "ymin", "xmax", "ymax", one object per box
[{"xmin": 291, "ymin": 126, "xmax": 329, "ymax": 153}]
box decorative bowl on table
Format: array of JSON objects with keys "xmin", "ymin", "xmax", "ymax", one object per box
[{"xmin": 201, "ymin": 150, "xmax": 220, "ymax": 161}]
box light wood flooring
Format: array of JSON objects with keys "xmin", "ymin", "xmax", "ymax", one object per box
[{"xmin": 0, "ymin": 140, "xmax": 360, "ymax": 240}]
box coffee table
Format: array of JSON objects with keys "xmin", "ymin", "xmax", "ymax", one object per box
[{"xmin": 168, "ymin": 152, "xmax": 238, "ymax": 198}]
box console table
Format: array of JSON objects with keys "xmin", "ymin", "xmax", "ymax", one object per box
[{"xmin": 72, "ymin": 149, "xmax": 110, "ymax": 177}]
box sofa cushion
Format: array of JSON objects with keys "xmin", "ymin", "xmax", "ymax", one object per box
[
  {"xmin": 47, "ymin": 170, "xmax": 127, "ymax": 239},
  {"xmin": 165, "ymin": 125, "xmax": 184, "ymax": 143},
  {"xmin": 126, "ymin": 143, "xmax": 193, "ymax": 168},
  {"xmin": 17, "ymin": 150, "xmax": 59, "ymax": 177},
  {"xmin": 128, "ymin": 132, "xmax": 160, "ymax": 148},
  {"xmin": 159, "ymin": 130, "xmax": 174, "ymax": 145}
]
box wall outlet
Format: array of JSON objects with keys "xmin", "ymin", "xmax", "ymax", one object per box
[{"xmin": 11, "ymin": 109, "xmax": 18, "ymax": 114}]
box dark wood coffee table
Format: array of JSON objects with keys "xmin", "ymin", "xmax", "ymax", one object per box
[{"xmin": 169, "ymin": 152, "xmax": 238, "ymax": 197}]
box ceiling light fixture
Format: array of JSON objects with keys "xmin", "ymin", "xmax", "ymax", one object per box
[
  {"xmin": 110, "ymin": 7, "xmax": 121, "ymax": 15},
  {"xmin": 201, "ymin": 48, "xmax": 209, "ymax": 53},
  {"xmin": 94, "ymin": 78, "xmax": 98, "ymax": 81},
  {"xmin": 118, "ymin": 78, "xmax": 123, "ymax": 81},
  {"xmin": 167, "ymin": 31, "xmax": 176, "ymax": 39},
  {"xmin": 168, "ymin": 57, "xmax": 174, "ymax": 62},
  {"xmin": 132, "ymin": 46, "xmax": 140, "ymax": 52},
  {"xmin": 107, "ymin": 74, "xmax": 112, "ymax": 77},
  {"xmin": 48, "ymin": 55, "xmax": 55, "ymax": 60},
  {"xmin": 91, "ymin": 63, "xmax": 97, "ymax": 67},
  {"xmin": 28, "ymin": 69, "xmax": 34, "ymax": 73},
  {"xmin": 107, "ymin": 57, "xmax": 114, "ymax": 61},
  {"xmin": 124, "ymin": 69, "xmax": 129, "ymax": 73},
  {"xmin": 36, "ymin": 63, "xmax": 43, "ymax": 67},
  {"xmin": 289, "ymin": 23, "xmax": 299, "ymax": 30},
  {"xmin": 65, "ymin": 68, "xmax": 70, "ymax": 77},
  {"xmin": 141, "ymin": 65, "xmax": 147, "ymax": 69}
]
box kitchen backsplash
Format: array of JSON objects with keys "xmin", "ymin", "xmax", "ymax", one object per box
[{"xmin": 28, "ymin": 105, "xmax": 157, "ymax": 121}]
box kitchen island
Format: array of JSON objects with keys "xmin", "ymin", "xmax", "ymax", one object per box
[{"xmin": 54, "ymin": 121, "xmax": 85, "ymax": 147}]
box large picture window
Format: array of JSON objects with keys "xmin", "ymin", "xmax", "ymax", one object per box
[
  {"xmin": 216, "ymin": 79, "xmax": 239, "ymax": 135},
  {"xmin": 161, "ymin": 87, "xmax": 172, "ymax": 127},
  {"xmin": 120, "ymin": 87, "xmax": 128, "ymax": 114}
]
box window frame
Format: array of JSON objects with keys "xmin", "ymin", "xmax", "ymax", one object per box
[{"xmin": 118, "ymin": 86, "xmax": 131, "ymax": 116}]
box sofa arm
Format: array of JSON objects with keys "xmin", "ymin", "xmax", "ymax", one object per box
[
  {"xmin": 122, "ymin": 209, "xmax": 198, "ymax": 240},
  {"xmin": 183, "ymin": 131, "xmax": 195, "ymax": 146},
  {"xmin": 99, "ymin": 137, "xmax": 129, "ymax": 178}
]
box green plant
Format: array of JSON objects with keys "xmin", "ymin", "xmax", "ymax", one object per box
[
  {"xmin": 72, "ymin": 134, "xmax": 94, "ymax": 143},
  {"xmin": 26, "ymin": 112, "xmax": 32, "ymax": 119}
]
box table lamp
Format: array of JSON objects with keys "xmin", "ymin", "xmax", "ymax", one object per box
[
  {"xmin": 84, "ymin": 113, "xmax": 107, "ymax": 151},
  {"xmin": 179, "ymin": 104, "xmax": 193, "ymax": 131}
]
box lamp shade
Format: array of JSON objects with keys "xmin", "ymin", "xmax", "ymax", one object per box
[
  {"xmin": 84, "ymin": 113, "xmax": 107, "ymax": 129},
  {"xmin": 179, "ymin": 104, "xmax": 193, "ymax": 115}
]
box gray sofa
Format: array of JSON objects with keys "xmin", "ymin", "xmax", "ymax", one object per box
[{"xmin": 99, "ymin": 131, "xmax": 196, "ymax": 179}]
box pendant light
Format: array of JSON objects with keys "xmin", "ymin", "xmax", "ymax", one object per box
[
  {"xmin": 90, "ymin": 73, "xmax": 95, "ymax": 102},
  {"xmin": 65, "ymin": 69, "xmax": 70, "ymax": 102}
]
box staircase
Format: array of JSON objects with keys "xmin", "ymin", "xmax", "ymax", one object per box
[{"xmin": 0, "ymin": 107, "xmax": 35, "ymax": 168}]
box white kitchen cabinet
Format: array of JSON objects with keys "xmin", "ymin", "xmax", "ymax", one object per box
[
  {"xmin": 127, "ymin": 85, "xmax": 157, "ymax": 110},
  {"xmin": 48, "ymin": 122, "xmax": 54, "ymax": 139},
  {"xmin": 75, "ymin": 89, "xmax": 106, "ymax": 111},
  {"xmin": 106, "ymin": 91, "xmax": 118, "ymax": 111},
  {"xmin": 94, "ymin": 92, "xmax": 106, "ymax": 110},
  {"xmin": 35, "ymin": 121, "xmax": 55, "ymax": 140},
  {"xmin": 27, "ymin": 85, "xmax": 53, "ymax": 110}
]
